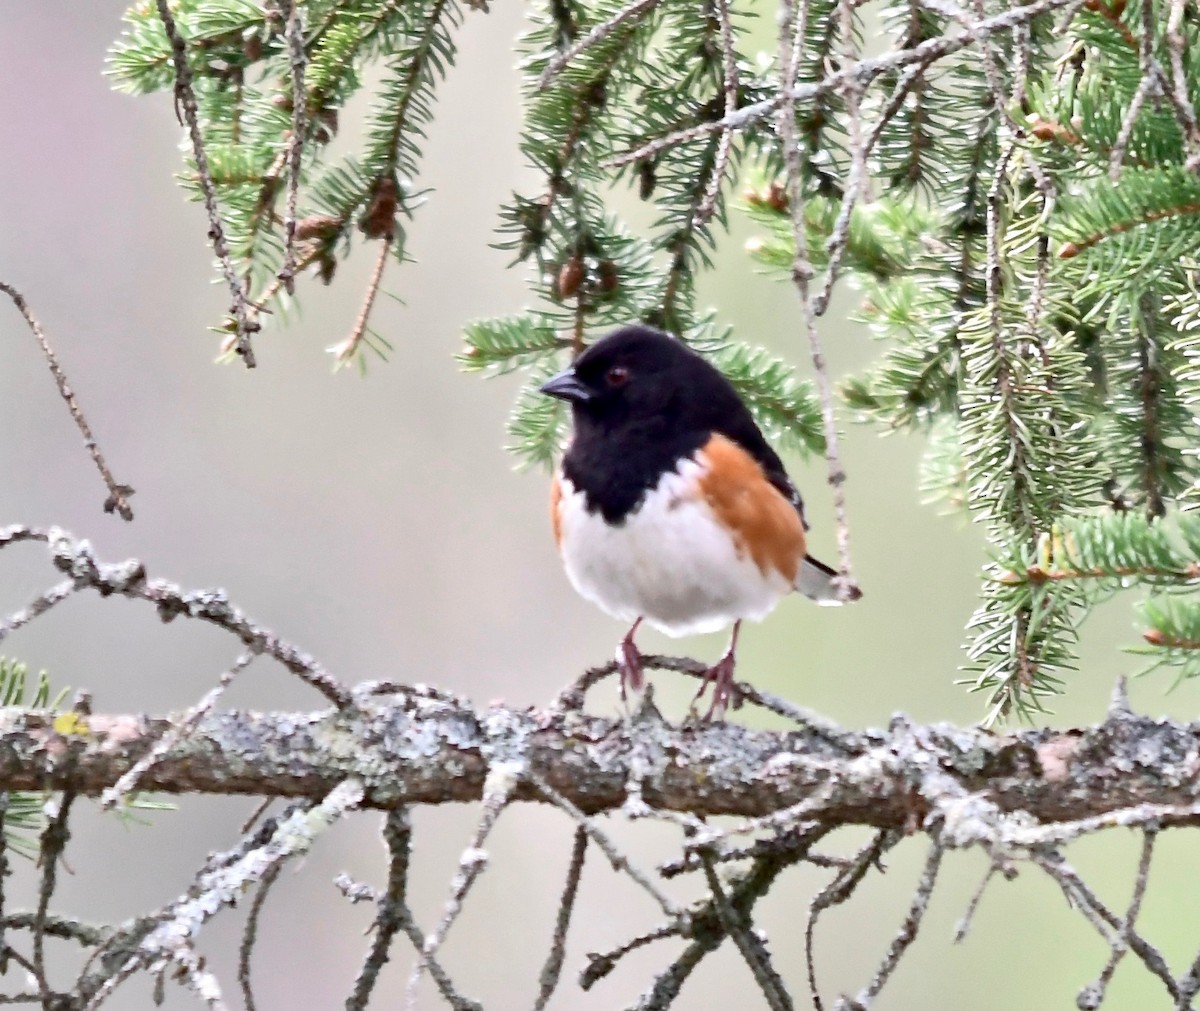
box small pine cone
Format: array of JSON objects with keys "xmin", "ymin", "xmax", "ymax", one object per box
[
  {"xmin": 359, "ymin": 177, "xmax": 399, "ymax": 239},
  {"xmin": 556, "ymin": 257, "xmax": 584, "ymax": 299},
  {"xmin": 294, "ymin": 214, "xmax": 343, "ymax": 242}
]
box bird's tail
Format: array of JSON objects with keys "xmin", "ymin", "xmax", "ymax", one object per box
[{"xmin": 796, "ymin": 555, "xmax": 862, "ymax": 605}]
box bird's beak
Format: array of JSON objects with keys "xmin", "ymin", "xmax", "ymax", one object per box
[{"xmin": 539, "ymin": 368, "xmax": 593, "ymax": 403}]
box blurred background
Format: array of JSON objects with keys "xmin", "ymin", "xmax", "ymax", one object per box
[{"xmin": 0, "ymin": 6, "xmax": 1197, "ymax": 1009}]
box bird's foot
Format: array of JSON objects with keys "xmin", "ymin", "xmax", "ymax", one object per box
[
  {"xmin": 616, "ymin": 621, "xmax": 645, "ymax": 702},
  {"xmin": 692, "ymin": 651, "xmax": 737, "ymax": 721}
]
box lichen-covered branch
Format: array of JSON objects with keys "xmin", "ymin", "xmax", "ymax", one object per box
[{"xmin": 0, "ymin": 683, "xmax": 1195, "ymax": 830}]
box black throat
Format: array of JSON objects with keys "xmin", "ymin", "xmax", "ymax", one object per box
[{"xmin": 562, "ymin": 413, "xmax": 708, "ymax": 525}]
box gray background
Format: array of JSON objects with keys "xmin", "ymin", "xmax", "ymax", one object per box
[{"xmin": 0, "ymin": 7, "xmax": 1194, "ymax": 1009}]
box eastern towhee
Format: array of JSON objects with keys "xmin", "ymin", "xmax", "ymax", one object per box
[{"xmin": 540, "ymin": 325, "xmax": 860, "ymax": 718}]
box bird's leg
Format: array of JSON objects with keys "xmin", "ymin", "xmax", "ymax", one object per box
[
  {"xmin": 693, "ymin": 621, "xmax": 741, "ymax": 720},
  {"xmin": 616, "ymin": 617, "xmax": 645, "ymax": 701}
]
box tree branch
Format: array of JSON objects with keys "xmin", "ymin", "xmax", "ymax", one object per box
[{"xmin": 2, "ymin": 688, "xmax": 1198, "ymax": 831}]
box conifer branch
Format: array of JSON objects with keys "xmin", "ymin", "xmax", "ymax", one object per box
[
  {"xmin": 1165, "ymin": 0, "xmax": 1200, "ymax": 169},
  {"xmin": 609, "ymin": 0, "xmax": 1083, "ymax": 167},
  {"xmin": 536, "ymin": 0, "xmax": 660, "ymax": 90},
  {"xmin": 153, "ymin": 0, "xmax": 258, "ymax": 367},
  {"xmin": 279, "ymin": 0, "xmax": 307, "ymax": 294}
]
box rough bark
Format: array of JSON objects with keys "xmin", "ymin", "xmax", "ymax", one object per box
[{"xmin": 7, "ymin": 681, "xmax": 1196, "ymax": 834}]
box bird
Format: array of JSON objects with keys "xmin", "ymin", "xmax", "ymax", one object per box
[{"xmin": 539, "ymin": 324, "xmax": 860, "ymax": 718}]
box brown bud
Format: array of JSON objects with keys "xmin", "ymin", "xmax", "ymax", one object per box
[
  {"xmin": 243, "ymin": 34, "xmax": 263, "ymax": 62},
  {"xmin": 313, "ymin": 106, "xmax": 339, "ymax": 145},
  {"xmin": 596, "ymin": 259, "xmax": 619, "ymax": 294},
  {"xmin": 1143, "ymin": 628, "xmax": 1166, "ymax": 645},
  {"xmin": 556, "ymin": 256, "xmax": 585, "ymax": 299},
  {"xmin": 637, "ymin": 160, "xmax": 656, "ymax": 200},
  {"xmin": 294, "ymin": 214, "xmax": 343, "ymax": 242},
  {"xmin": 359, "ymin": 177, "xmax": 399, "ymax": 239},
  {"xmin": 766, "ymin": 181, "xmax": 789, "ymax": 212},
  {"xmin": 1058, "ymin": 241, "xmax": 1081, "ymax": 259},
  {"xmin": 318, "ymin": 252, "xmax": 337, "ymax": 285}
]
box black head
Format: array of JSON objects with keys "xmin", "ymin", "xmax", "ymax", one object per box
[
  {"xmin": 540, "ymin": 326, "xmax": 787, "ymax": 523},
  {"xmin": 539, "ymin": 326, "xmax": 728, "ymax": 432}
]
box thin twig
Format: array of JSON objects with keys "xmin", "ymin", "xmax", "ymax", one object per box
[
  {"xmin": 279, "ymin": 0, "xmax": 307, "ymax": 295},
  {"xmin": 0, "ymin": 580, "xmax": 76, "ymax": 644},
  {"xmin": 806, "ymin": 830, "xmax": 900, "ymax": 1011},
  {"xmin": 39, "ymin": 526, "xmax": 349, "ymax": 706},
  {"xmin": 581, "ymin": 924, "xmax": 678, "ymax": 991},
  {"xmin": 812, "ymin": 54, "xmax": 935, "ymax": 316},
  {"xmin": 82, "ymin": 783, "xmax": 363, "ymax": 1010},
  {"xmin": 1035, "ymin": 849, "xmax": 1181, "ymax": 1004},
  {"xmin": 845, "ymin": 840, "xmax": 944, "ymax": 1009},
  {"xmin": 406, "ymin": 767, "xmax": 517, "ymax": 1008},
  {"xmin": 153, "ymin": 0, "xmax": 258, "ymax": 366},
  {"xmin": 689, "ymin": 785, "xmax": 837, "ymax": 850},
  {"xmin": 0, "ymin": 282, "xmax": 135, "ymax": 519},
  {"xmin": 33, "ymin": 791, "xmax": 76, "ymax": 1006},
  {"xmin": 1077, "ymin": 829, "xmax": 1156, "ymax": 1009},
  {"xmin": 329, "ymin": 236, "xmax": 393, "ymax": 366},
  {"xmin": 775, "ymin": 0, "xmax": 858, "ymax": 598},
  {"xmin": 1165, "ymin": 0, "xmax": 1200, "ymax": 171},
  {"xmin": 700, "ymin": 853, "xmax": 794, "ymax": 1011},
  {"xmin": 694, "ymin": 0, "xmax": 740, "ymax": 229},
  {"xmin": 237, "ymin": 862, "xmax": 283, "ymax": 1011},
  {"xmin": 952, "ymin": 859, "xmax": 1005, "ymax": 943},
  {"xmin": 537, "ymin": 0, "xmax": 661, "ymax": 89},
  {"xmin": 347, "ymin": 808, "xmax": 413, "ymax": 1010},
  {"xmin": 533, "ymin": 825, "xmax": 588, "ymax": 1010},
  {"xmin": 1108, "ymin": 73, "xmax": 1155, "ymax": 182},
  {"xmin": 102, "ymin": 649, "xmax": 259, "ymax": 810}
]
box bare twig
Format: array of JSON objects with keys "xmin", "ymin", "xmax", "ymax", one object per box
[
  {"xmin": 0, "ymin": 283, "xmax": 135, "ymax": 520},
  {"xmin": 700, "ymin": 853, "xmax": 794, "ymax": 1011},
  {"xmin": 581, "ymin": 924, "xmax": 678, "ymax": 990},
  {"xmin": 775, "ymin": 0, "xmax": 858, "ymax": 598},
  {"xmin": 1034, "ymin": 849, "xmax": 1180, "ymax": 1004},
  {"xmin": 694, "ymin": 0, "xmax": 740, "ymax": 229},
  {"xmin": 102, "ymin": 649, "xmax": 259, "ymax": 810},
  {"xmin": 806, "ymin": 830, "xmax": 900, "ymax": 1011},
  {"xmin": 1165, "ymin": 0, "xmax": 1200, "ymax": 171},
  {"xmin": 527, "ymin": 769, "xmax": 686, "ymax": 924},
  {"xmin": 153, "ymin": 0, "xmax": 258, "ymax": 366},
  {"xmin": 1076, "ymin": 829, "xmax": 1156, "ymax": 1009},
  {"xmin": 27, "ymin": 526, "xmax": 349, "ymax": 706},
  {"xmin": 811, "ymin": 54, "xmax": 935, "ymax": 316},
  {"xmin": 279, "ymin": 0, "xmax": 308, "ymax": 295},
  {"xmin": 844, "ymin": 840, "xmax": 944, "ymax": 1009},
  {"xmin": 1108, "ymin": 73, "xmax": 1155, "ymax": 182},
  {"xmin": 406, "ymin": 766, "xmax": 518, "ymax": 1007},
  {"xmin": 0, "ymin": 580, "xmax": 76, "ymax": 644},
  {"xmin": 82, "ymin": 782, "xmax": 363, "ymax": 1010},
  {"xmin": 329, "ymin": 236, "xmax": 393, "ymax": 367},
  {"xmin": 346, "ymin": 808, "xmax": 414, "ymax": 1009},
  {"xmin": 33, "ymin": 791, "xmax": 76, "ymax": 1006},
  {"xmin": 237, "ymin": 862, "xmax": 283, "ymax": 1011},
  {"xmin": 533, "ymin": 825, "xmax": 588, "ymax": 1010},
  {"xmin": 952, "ymin": 857, "xmax": 1011, "ymax": 943}
]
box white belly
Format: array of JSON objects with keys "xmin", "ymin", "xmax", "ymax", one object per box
[{"xmin": 557, "ymin": 462, "xmax": 790, "ymax": 636}]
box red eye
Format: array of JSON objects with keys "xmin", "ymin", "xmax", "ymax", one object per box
[{"xmin": 606, "ymin": 365, "xmax": 630, "ymax": 387}]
